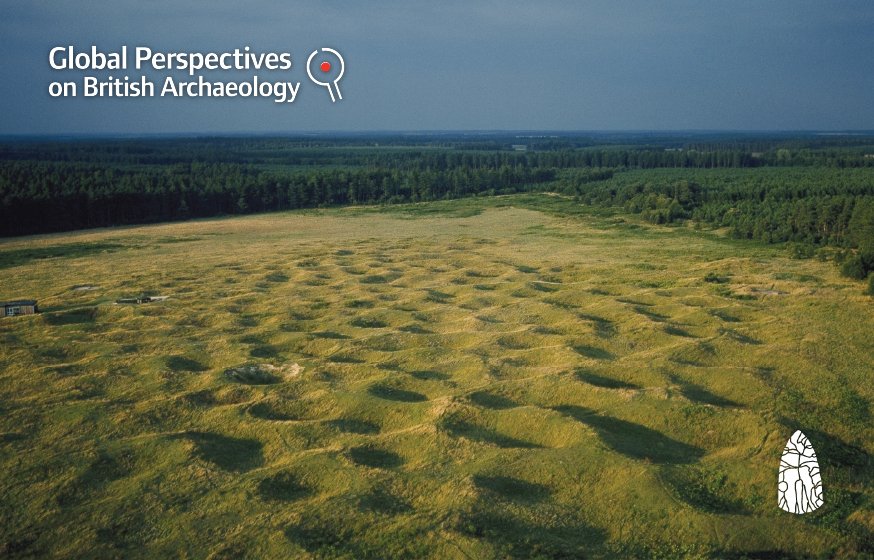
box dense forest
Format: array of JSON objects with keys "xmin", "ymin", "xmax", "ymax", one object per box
[{"xmin": 1, "ymin": 133, "xmax": 873, "ymax": 281}]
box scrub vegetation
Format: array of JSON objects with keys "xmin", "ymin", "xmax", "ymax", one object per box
[{"xmin": 1, "ymin": 194, "xmax": 871, "ymax": 558}]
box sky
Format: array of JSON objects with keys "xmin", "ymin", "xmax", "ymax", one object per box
[{"xmin": 1, "ymin": 0, "xmax": 873, "ymax": 134}]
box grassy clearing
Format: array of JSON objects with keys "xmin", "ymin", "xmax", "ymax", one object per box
[{"xmin": 0, "ymin": 194, "xmax": 871, "ymax": 558}]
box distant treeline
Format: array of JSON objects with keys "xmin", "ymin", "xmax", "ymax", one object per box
[
  {"xmin": 3, "ymin": 136, "xmax": 874, "ymax": 168},
  {"xmin": 559, "ymin": 167, "xmax": 874, "ymax": 279},
  {"xmin": 0, "ymin": 159, "xmax": 553, "ymax": 236},
  {"xmin": 1, "ymin": 135, "xmax": 873, "ymax": 279}
]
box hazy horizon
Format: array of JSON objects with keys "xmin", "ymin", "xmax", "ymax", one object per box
[
  {"xmin": 2, "ymin": 1, "xmax": 873, "ymax": 135},
  {"xmin": 4, "ymin": 129, "xmax": 874, "ymax": 140}
]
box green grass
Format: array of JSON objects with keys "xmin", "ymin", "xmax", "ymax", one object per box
[{"xmin": 0, "ymin": 194, "xmax": 871, "ymax": 558}]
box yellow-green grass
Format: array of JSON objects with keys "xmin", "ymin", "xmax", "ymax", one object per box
[{"xmin": 0, "ymin": 195, "xmax": 871, "ymax": 558}]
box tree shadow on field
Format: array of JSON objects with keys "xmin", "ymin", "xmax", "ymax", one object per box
[
  {"xmin": 552, "ymin": 405, "xmax": 703, "ymax": 463},
  {"xmin": 0, "ymin": 242, "xmax": 123, "ymax": 270}
]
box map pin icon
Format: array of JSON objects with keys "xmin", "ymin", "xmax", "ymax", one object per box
[{"xmin": 307, "ymin": 48, "xmax": 344, "ymax": 102}]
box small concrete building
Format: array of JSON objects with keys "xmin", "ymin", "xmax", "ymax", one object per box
[{"xmin": 2, "ymin": 300, "xmax": 39, "ymax": 317}]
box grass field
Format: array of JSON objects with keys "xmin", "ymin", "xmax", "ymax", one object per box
[{"xmin": 1, "ymin": 194, "xmax": 871, "ymax": 558}]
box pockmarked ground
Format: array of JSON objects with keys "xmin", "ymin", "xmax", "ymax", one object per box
[{"xmin": 0, "ymin": 195, "xmax": 871, "ymax": 558}]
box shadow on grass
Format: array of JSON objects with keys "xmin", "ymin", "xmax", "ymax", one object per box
[
  {"xmin": 424, "ymin": 288, "xmax": 454, "ymax": 304},
  {"xmin": 347, "ymin": 445, "xmax": 404, "ymax": 469},
  {"xmin": 181, "ymin": 431, "xmax": 264, "ymax": 472},
  {"xmin": 0, "ymin": 242, "xmax": 124, "ymax": 270},
  {"xmin": 469, "ymin": 391, "xmax": 518, "ymax": 410},
  {"xmin": 720, "ymin": 327, "xmax": 761, "ymax": 345},
  {"xmin": 0, "ymin": 432, "xmax": 26, "ymax": 444},
  {"xmin": 310, "ymin": 331, "xmax": 351, "ymax": 340},
  {"xmin": 767, "ymin": 426, "xmax": 873, "ymax": 547},
  {"xmin": 664, "ymin": 324, "xmax": 696, "ymax": 338},
  {"xmin": 552, "ymin": 405, "xmax": 703, "ymax": 463},
  {"xmin": 249, "ymin": 345, "xmax": 280, "ymax": 358},
  {"xmin": 368, "ymin": 384, "xmax": 427, "ymax": 402},
  {"xmin": 285, "ymin": 523, "xmax": 357, "ymax": 557},
  {"xmin": 43, "ymin": 307, "xmax": 98, "ymax": 325},
  {"xmin": 410, "ymin": 370, "xmax": 450, "ymax": 381},
  {"xmin": 56, "ymin": 450, "xmax": 135, "ymax": 507},
  {"xmin": 93, "ymin": 503, "xmax": 153, "ymax": 550},
  {"xmin": 455, "ymin": 508, "xmax": 605, "ymax": 558},
  {"xmin": 472, "ymin": 475, "xmax": 551, "ymax": 502},
  {"xmin": 236, "ymin": 315, "xmax": 259, "ymax": 328},
  {"xmin": 328, "ymin": 354, "xmax": 365, "ymax": 364},
  {"xmin": 41, "ymin": 364, "xmax": 80, "ymax": 377},
  {"xmin": 357, "ymin": 486, "xmax": 413, "ymax": 514},
  {"xmin": 530, "ymin": 282, "xmax": 559, "ymax": 293},
  {"xmin": 166, "ymin": 356, "xmax": 208, "ymax": 373},
  {"xmin": 183, "ymin": 387, "xmax": 252, "ymax": 407},
  {"xmin": 576, "ymin": 370, "xmax": 640, "ymax": 390},
  {"xmin": 326, "ymin": 418, "xmax": 381, "ymax": 434},
  {"xmin": 669, "ymin": 375, "xmax": 742, "ymax": 408},
  {"xmin": 360, "ymin": 272, "xmax": 402, "ymax": 284},
  {"xmin": 710, "ymin": 309, "xmax": 742, "ymax": 323},
  {"xmin": 496, "ymin": 335, "xmax": 531, "ymax": 350},
  {"xmin": 571, "ymin": 344, "xmax": 615, "ymax": 361},
  {"xmin": 710, "ymin": 548, "xmax": 846, "ymax": 560},
  {"xmin": 515, "ymin": 264, "xmax": 538, "ymax": 274},
  {"xmin": 248, "ymin": 402, "xmax": 300, "ymax": 421},
  {"xmin": 351, "ymin": 316, "xmax": 389, "ymax": 328},
  {"xmin": 257, "ymin": 471, "xmax": 310, "ymax": 502},
  {"xmin": 442, "ymin": 418, "xmax": 541, "ymax": 449},
  {"xmin": 633, "ymin": 305, "xmax": 669, "ymax": 322},
  {"xmin": 660, "ymin": 465, "xmax": 750, "ymax": 514},
  {"xmin": 397, "ymin": 324, "xmax": 434, "ymax": 334},
  {"xmin": 579, "ymin": 313, "xmax": 618, "ymax": 338}
]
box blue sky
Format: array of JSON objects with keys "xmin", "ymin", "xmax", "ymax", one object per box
[{"xmin": 1, "ymin": 0, "xmax": 872, "ymax": 134}]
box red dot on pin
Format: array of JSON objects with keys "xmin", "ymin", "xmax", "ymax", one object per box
[{"xmin": 320, "ymin": 61, "xmax": 331, "ymax": 72}]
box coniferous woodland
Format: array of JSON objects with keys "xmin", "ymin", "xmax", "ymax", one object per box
[{"xmin": 1, "ymin": 133, "xmax": 873, "ymax": 278}]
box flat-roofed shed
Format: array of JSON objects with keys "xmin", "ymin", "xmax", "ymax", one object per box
[{"xmin": 1, "ymin": 300, "xmax": 39, "ymax": 317}]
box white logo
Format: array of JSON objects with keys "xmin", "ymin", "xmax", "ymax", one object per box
[
  {"xmin": 778, "ymin": 430, "xmax": 824, "ymax": 514},
  {"xmin": 306, "ymin": 48, "xmax": 344, "ymax": 102}
]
